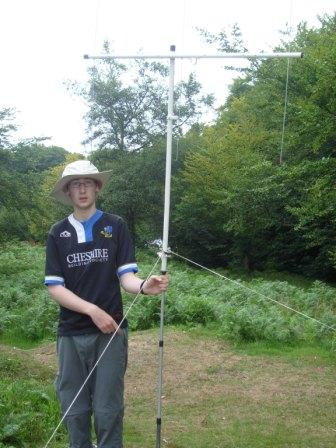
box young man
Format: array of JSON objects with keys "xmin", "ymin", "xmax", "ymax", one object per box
[{"xmin": 45, "ymin": 160, "xmax": 168, "ymax": 448}]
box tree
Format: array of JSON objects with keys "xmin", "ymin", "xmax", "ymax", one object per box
[
  {"xmin": 91, "ymin": 141, "xmax": 167, "ymax": 243},
  {"xmin": 0, "ymin": 108, "xmax": 26, "ymax": 241},
  {"xmin": 219, "ymin": 15, "xmax": 336, "ymax": 165},
  {"xmin": 71, "ymin": 42, "xmax": 213, "ymax": 151},
  {"xmin": 0, "ymin": 108, "xmax": 17, "ymax": 148},
  {"xmin": 0, "ymin": 107, "xmax": 78, "ymax": 243},
  {"xmin": 284, "ymin": 158, "xmax": 336, "ymax": 278},
  {"xmin": 172, "ymin": 117, "xmax": 271, "ymax": 268},
  {"xmin": 9, "ymin": 141, "xmax": 67, "ymax": 173},
  {"xmin": 198, "ymin": 23, "xmax": 247, "ymax": 53},
  {"xmin": 171, "ymin": 15, "xmax": 336, "ymax": 279}
]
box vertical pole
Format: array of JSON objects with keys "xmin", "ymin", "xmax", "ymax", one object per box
[
  {"xmin": 156, "ymin": 44, "xmax": 176, "ymax": 448},
  {"xmin": 279, "ymin": 57, "xmax": 290, "ymax": 165}
]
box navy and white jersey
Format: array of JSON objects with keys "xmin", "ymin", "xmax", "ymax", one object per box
[{"xmin": 45, "ymin": 210, "xmax": 138, "ymax": 336}]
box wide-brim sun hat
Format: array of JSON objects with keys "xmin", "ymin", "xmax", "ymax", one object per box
[{"xmin": 51, "ymin": 160, "xmax": 112, "ymax": 206}]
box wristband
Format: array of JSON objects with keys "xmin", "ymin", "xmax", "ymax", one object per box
[{"xmin": 140, "ymin": 279, "xmax": 147, "ymax": 295}]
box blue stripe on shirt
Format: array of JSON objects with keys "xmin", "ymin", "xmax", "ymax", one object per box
[
  {"xmin": 83, "ymin": 210, "xmax": 103, "ymax": 242},
  {"xmin": 44, "ymin": 275, "xmax": 65, "ymax": 286},
  {"xmin": 117, "ymin": 263, "xmax": 138, "ymax": 277}
]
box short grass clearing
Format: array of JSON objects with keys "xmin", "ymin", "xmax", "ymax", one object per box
[
  {"xmin": 124, "ymin": 327, "xmax": 336, "ymax": 448},
  {"xmin": 1, "ymin": 328, "xmax": 335, "ymax": 447}
]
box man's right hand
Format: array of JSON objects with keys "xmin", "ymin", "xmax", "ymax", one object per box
[
  {"xmin": 88, "ymin": 304, "xmax": 121, "ymax": 334},
  {"xmin": 47, "ymin": 285, "xmax": 121, "ymax": 334}
]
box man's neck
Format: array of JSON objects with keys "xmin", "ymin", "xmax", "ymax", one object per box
[{"xmin": 73, "ymin": 205, "xmax": 97, "ymax": 222}]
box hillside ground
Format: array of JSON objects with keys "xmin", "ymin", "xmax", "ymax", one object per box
[{"xmin": 2, "ymin": 327, "xmax": 335, "ymax": 448}]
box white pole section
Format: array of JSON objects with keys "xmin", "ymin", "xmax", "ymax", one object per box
[
  {"xmin": 155, "ymin": 45, "xmax": 176, "ymax": 448},
  {"xmin": 161, "ymin": 46, "xmax": 175, "ymax": 270}
]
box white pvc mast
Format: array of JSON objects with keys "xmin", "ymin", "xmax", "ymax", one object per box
[{"xmin": 84, "ymin": 46, "xmax": 302, "ymax": 448}]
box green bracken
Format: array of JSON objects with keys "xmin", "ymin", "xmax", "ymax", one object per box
[
  {"xmin": 0, "ymin": 243, "xmax": 335, "ymax": 348},
  {"xmin": 0, "ymin": 243, "xmax": 335, "ymax": 447}
]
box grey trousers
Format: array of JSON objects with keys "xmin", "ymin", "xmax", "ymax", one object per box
[{"xmin": 56, "ymin": 330, "xmax": 128, "ymax": 448}]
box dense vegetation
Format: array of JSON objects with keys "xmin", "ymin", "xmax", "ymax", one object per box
[
  {"xmin": 0, "ymin": 243, "xmax": 334, "ymax": 348},
  {"xmin": 1, "ymin": 15, "xmax": 335, "ymax": 281},
  {"xmin": 0, "ymin": 351, "xmax": 66, "ymax": 447},
  {"xmin": 0, "ymin": 243, "xmax": 335, "ymax": 447}
]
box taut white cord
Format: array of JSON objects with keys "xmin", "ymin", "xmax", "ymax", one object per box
[{"xmin": 171, "ymin": 250, "xmax": 335, "ymax": 332}]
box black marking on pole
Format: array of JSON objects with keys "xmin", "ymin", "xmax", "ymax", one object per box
[
  {"xmin": 159, "ymin": 340, "xmax": 164, "ymax": 347},
  {"xmin": 170, "ymin": 45, "xmax": 176, "ymax": 52},
  {"xmin": 156, "ymin": 419, "xmax": 162, "ymax": 448},
  {"xmin": 161, "ymin": 270, "xmax": 167, "ymax": 275},
  {"xmin": 83, "ymin": 54, "xmax": 89, "ymax": 59}
]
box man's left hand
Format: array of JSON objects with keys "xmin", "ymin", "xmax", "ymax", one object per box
[{"xmin": 142, "ymin": 275, "xmax": 169, "ymax": 295}]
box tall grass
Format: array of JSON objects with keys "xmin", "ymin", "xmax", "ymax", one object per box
[
  {"xmin": 0, "ymin": 349, "xmax": 66, "ymax": 447},
  {"xmin": 0, "ymin": 243, "xmax": 58, "ymax": 343},
  {"xmin": 0, "ymin": 242, "xmax": 335, "ymax": 347},
  {"xmin": 126, "ymin": 250, "xmax": 336, "ymax": 347}
]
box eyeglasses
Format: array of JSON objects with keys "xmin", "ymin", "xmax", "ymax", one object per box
[{"xmin": 69, "ymin": 180, "xmax": 96, "ymax": 190}]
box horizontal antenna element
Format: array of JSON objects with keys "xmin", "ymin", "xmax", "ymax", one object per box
[{"xmin": 84, "ymin": 52, "xmax": 303, "ymax": 60}]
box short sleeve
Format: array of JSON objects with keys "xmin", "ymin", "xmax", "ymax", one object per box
[
  {"xmin": 44, "ymin": 231, "xmax": 65, "ymax": 286},
  {"xmin": 116, "ymin": 219, "xmax": 138, "ymax": 277}
]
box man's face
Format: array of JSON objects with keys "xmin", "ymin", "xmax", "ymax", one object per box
[{"xmin": 66, "ymin": 177, "xmax": 100, "ymax": 210}]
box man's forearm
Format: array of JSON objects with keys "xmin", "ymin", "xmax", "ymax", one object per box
[
  {"xmin": 119, "ymin": 272, "xmax": 144, "ymax": 294},
  {"xmin": 47, "ymin": 284, "xmax": 96, "ymax": 316}
]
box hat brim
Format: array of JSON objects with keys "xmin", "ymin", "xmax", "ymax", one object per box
[{"xmin": 51, "ymin": 171, "xmax": 112, "ymax": 206}]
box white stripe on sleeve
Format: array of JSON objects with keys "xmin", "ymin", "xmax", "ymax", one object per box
[{"xmin": 117, "ymin": 263, "xmax": 138, "ymax": 277}]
